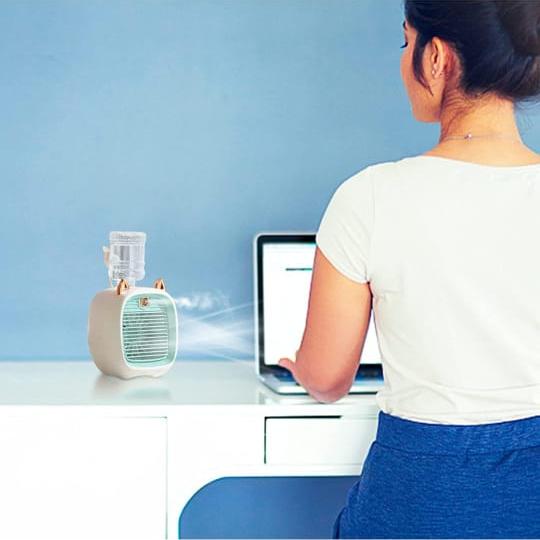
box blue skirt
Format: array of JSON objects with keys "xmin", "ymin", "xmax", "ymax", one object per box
[{"xmin": 332, "ymin": 410, "xmax": 540, "ymax": 539}]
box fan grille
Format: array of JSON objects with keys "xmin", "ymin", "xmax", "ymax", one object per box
[{"xmin": 121, "ymin": 294, "xmax": 175, "ymax": 365}]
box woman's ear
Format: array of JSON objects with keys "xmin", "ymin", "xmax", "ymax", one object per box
[
  {"xmin": 432, "ymin": 36, "xmax": 459, "ymax": 80},
  {"xmin": 429, "ymin": 37, "xmax": 445, "ymax": 77}
]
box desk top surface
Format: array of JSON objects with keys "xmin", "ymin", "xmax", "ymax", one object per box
[{"xmin": 0, "ymin": 360, "xmax": 379, "ymax": 412}]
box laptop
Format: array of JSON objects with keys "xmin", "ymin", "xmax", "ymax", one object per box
[{"xmin": 253, "ymin": 232, "xmax": 384, "ymax": 395}]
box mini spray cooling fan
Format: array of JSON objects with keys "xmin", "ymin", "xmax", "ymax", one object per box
[{"xmin": 88, "ymin": 231, "xmax": 179, "ymax": 379}]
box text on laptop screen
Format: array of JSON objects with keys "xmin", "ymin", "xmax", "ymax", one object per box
[{"xmin": 262, "ymin": 242, "xmax": 381, "ymax": 366}]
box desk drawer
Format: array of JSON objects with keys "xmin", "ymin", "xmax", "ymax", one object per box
[{"xmin": 264, "ymin": 416, "xmax": 377, "ymax": 466}]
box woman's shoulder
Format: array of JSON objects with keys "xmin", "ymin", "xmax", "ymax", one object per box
[
  {"xmin": 338, "ymin": 155, "xmax": 459, "ymax": 198},
  {"xmin": 345, "ymin": 156, "xmax": 421, "ymax": 185}
]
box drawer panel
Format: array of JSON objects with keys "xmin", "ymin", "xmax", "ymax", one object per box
[{"xmin": 265, "ymin": 416, "xmax": 377, "ymax": 465}]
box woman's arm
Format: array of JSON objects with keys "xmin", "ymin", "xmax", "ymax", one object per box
[{"xmin": 279, "ymin": 246, "xmax": 372, "ymax": 403}]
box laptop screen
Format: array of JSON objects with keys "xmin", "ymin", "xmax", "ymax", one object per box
[{"xmin": 257, "ymin": 235, "xmax": 381, "ymax": 373}]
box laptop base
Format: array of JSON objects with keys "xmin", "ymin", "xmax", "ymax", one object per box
[{"xmin": 259, "ymin": 373, "xmax": 383, "ymax": 395}]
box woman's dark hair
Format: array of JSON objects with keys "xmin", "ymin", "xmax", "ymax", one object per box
[{"xmin": 404, "ymin": 0, "xmax": 540, "ymax": 104}]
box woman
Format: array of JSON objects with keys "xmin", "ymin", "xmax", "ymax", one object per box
[{"xmin": 278, "ymin": 0, "xmax": 540, "ymax": 537}]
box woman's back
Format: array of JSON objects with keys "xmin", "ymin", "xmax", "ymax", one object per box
[
  {"xmin": 364, "ymin": 155, "xmax": 540, "ymax": 423},
  {"xmin": 326, "ymin": 154, "xmax": 540, "ymax": 538}
]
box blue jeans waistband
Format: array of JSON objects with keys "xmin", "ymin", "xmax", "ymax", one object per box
[{"xmin": 375, "ymin": 411, "xmax": 540, "ymax": 454}]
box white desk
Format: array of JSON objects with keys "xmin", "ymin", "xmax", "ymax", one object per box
[{"xmin": 0, "ymin": 359, "xmax": 379, "ymax": 539}]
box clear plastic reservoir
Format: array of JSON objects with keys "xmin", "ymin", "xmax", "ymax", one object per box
[{"xmin": 107, "ymin": 231, "xmax": 146, "ymax": 286}]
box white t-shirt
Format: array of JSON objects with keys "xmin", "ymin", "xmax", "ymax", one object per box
[{"xmin": 315, "ymin": 155, "xmax": 540, "ymax": 425}]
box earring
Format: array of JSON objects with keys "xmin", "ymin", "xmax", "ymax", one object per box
[{"xmin": 432, "ymin": 68, "xmax": 436, "ymax": 77}]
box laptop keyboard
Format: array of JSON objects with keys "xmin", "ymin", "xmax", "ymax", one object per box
[
  {"xmin": 275, "ymin": 370, "xmax": 382, "ymax": 383},
  {"xmin": 275, "ymin": 371, "xmax": 295, "ymax": 381}
]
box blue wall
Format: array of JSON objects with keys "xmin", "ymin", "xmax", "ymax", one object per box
[{"xmin": 2, "ymin": 0, "xmax": 539, "ymax": 360}]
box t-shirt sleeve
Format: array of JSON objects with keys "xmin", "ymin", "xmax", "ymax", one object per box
[{"xmin": 315, "ymin": 166, "xmax": 374, "ymax": 283}]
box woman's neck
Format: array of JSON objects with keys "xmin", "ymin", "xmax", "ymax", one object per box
[
  {"xmin": 438, "ymin": 96, "xmax": 521, "ymax": 142},
  {"xmin": 422, "ymin": 94, "xmax": 540, "ymax": 165}
]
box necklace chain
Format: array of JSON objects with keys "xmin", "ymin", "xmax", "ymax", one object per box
[{"xmin": 441, "ymin": 132, "xmax": 520, "ymax": 142}]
